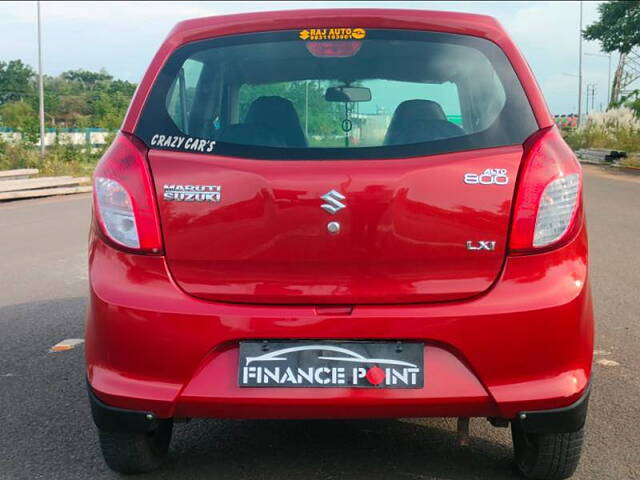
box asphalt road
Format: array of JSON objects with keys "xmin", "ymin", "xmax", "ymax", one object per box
[{"xmin": 1, "ymin": 165, "xmax": 639, "ymax": 480}]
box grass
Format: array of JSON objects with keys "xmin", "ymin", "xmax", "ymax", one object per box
[
  {"xmin": 622, "ymin": 154, "xmax": 640, "ymax": 168},
  {"xmin": 0, "ymin": 137, "xmax": 111, "ymax": 177},
  {"xmin": 562, "ymin": 107, "xmax": 640, "ymax": 154}
]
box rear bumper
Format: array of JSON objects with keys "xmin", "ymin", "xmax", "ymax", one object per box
[
  {"xmin": 515, "ymin": 382, "xmax": 590, "ymax": 433},
  {"xmin": 85, "ymin": 224, "xmax": 593, "ymax": 421},
  {"xmin": 88, "ymin": 379, "xmax": 591, "ymax": 434},
  {"xmin": 88, "ymin": 382, "xmax": 158, "ymax": 433}
]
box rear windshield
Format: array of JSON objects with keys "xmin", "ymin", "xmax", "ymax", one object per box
[{"xmin": 136, "ymin": 29, "xmax": 537, "ymax": 160}]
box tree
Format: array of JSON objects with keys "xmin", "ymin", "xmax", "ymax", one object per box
[
  {"xmin": 91, "ymin": 91, "xmax": 129, "ymax": 129},
  {"xmin": 0, "ymin": 100, "xmax": 39, "ymax": 141},
  {"xmin": 584, "ymin": 2, "xmax": 640, "ymax": 106},
  {"xmin": 55, "ymin": 95, "xmax": 91, "ymax": 125},
  {"xmin": 0, "ymin": 60, "xmax": 36, "ymax": 104},
  {"xmin": 0, "ymin": 61, "xmax": 138, "ymax": 132},
  {"xmin": 624, "ymin": 91, "xmax": 640, "ymax": 116},
  {"xmin": 90, "ymin": 78, "xmax": 137, "ymax": 129},
  {"xmin": 61, "ymin": 69, "xmax": 113, "ymax": 90},
  {"xmin": 584, "ymin": 1, "xmax": 640, "ymax": 54}
]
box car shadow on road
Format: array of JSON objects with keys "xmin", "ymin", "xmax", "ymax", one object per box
[{"xmin": 158, "ymin": 417, "xmax": 521, "ymax": 480}]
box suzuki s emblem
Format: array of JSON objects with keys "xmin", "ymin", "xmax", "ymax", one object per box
[{"xmin": 321, "ymin": 189, "xmax": 346, "ymax": 214}]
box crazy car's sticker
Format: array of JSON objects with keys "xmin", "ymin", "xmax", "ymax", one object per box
[
  {"xmin": 299, "ymin": 28, "xmax": 366, "ymax": 41},
  {"xmin": 150, "ymin": 134, "xmax": 216, "ymax": 154}
]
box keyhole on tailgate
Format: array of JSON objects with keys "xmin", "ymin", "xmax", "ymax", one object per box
[{"xmin": 327, "ymin": 221, "xmax": 341, "ymax": 235}]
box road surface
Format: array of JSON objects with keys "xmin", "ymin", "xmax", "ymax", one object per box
[{"xmin": 1, "ymin": 165, "xmax": 638, "ymax": 479}]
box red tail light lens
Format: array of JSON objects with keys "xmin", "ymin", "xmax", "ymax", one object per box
[
  {"xmin": 509, "ymin": 127, "xmax": 582, "ymax": 253},
  {"xmin": 306, "ymin": 41, "xmax": 362, "ymax": 58},
  {"xmin": 93, "ymin": 133, "xmax": 162, "ymax": 254}
]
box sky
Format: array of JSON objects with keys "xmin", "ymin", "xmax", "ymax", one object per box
[{"xmin": 1, "ymin": 1, "xmax": 615, "ymax": 115}]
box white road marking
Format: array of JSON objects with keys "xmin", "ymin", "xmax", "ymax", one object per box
[
  {"xmin": 596, "ymin": 358, "xmax": 620, "ymax": 367},
  {"xmin": 49, "ymin": 338, "xmax": 84, "ymax": 353},
  {"xmin": 594, "ymin": 349, "xmax": 612, "ymax": 356}
]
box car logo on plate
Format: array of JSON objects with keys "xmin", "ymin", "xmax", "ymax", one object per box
[
  {"xmin": 320, "ymin": 189, "xmax": 346, "ymax": 214},
  {"xmin": 245, "ymin": 345, "xmax": 418, "ymax": 368}
]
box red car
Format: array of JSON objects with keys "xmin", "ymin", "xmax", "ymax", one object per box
[{"xmin": 86, "ymin": 9, "xmax": 593, "ymax": 479}]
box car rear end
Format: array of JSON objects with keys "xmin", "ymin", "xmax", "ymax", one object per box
[{"xmin": 85, "ymin": 9, "xmax": 593, "ymax": 478}]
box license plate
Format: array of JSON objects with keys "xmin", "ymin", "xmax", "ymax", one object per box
[{"xmin": 238, "ymin": 341, "xmax": 424, "ymax": 388}]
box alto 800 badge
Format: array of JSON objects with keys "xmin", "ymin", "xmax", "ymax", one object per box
[{"xmin": 464, "ymin": 168, "xmax": 509, "ymax": 185}]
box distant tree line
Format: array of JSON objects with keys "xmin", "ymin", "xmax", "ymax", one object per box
[{"xmin": 0, "ymin": 59, "xmax": 136, "ymax": 141}]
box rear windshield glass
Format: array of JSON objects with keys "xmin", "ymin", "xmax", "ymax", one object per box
[{"xmin": 136, "ymin": 29, "xmax": 537, "ymax": 160}]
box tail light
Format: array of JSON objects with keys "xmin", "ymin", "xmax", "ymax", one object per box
[
  {"xmin": 93, "ymin": 133, "xmax": 162, "ymax": 254},
  {"xmin": 306, "ymin": 41, "xmax": 362, "ymax": 57},
  {"xmin": 509, "ymin": 127, "xmax": 583, "ymax": 253}
]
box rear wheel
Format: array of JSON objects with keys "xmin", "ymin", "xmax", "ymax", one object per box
[
  {"xmin": 511, "ymin": 421, "xmax": 584, "ymax": 480},
  {"xmin": 98, "ymin": 419, "xmax": 173, "ymax": 474}
]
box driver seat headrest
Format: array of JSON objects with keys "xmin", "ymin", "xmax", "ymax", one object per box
[{"xmin": 245, "ymin": 96, "xmax": 307, "ymax": 148}]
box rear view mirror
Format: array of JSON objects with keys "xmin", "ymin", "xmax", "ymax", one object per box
[{"xmin": 325, "ymin": 86, "xmax": 372, "ymax": 103}]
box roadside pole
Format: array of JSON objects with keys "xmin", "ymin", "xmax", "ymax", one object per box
[
  {"xmin": 305, "ymin": 80, "xmax": 309, "ymax": 137},
  {"xmin": 607, "ymin": 53, "xmax": 611, "ymax": 109},
  {"xmin": 585, "ymin": 52, "xmax": 612, "ymax": 110},
  {"xmin": 577, "ymin": 1, "xmax": 583, "ymax": 127},
  {"xmin": 37, "ymin": 1, "xmax": 45, "ymax": 158}
]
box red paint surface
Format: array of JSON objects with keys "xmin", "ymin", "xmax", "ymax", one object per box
[
  {"xmin": 149, "ymin": 146, "xmax": 522, "ymax": 304},
  {"xmin": 86, "ymin": 220, "xmax": 592, "ymax": 419}
]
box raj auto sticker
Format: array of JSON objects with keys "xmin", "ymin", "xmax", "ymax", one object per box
[{"xmin": 299, "ymin": 28, "xmax": 367, "ymax": 41}]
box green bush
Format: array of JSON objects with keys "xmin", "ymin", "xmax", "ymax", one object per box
[
  {"xmin": 0, "ymin": 133, "xmax": 113, "ymax": 177},
  {"xmin": 562, "ymin": 107, "xmax": 640, "ymax": 153}
]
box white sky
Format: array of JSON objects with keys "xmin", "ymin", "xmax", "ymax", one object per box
[{"xmin": 1, "ymin": 1, "xmax": 615, "ymax": 114}]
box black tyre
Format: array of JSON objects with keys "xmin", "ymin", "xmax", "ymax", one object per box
[
  {"xmin": 511, "ymin": 421, "xmax": 584, "ymax": 480},
  {"xmin": 98, "ymin": 419, "xmax": 173, "ymax": 474}
]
